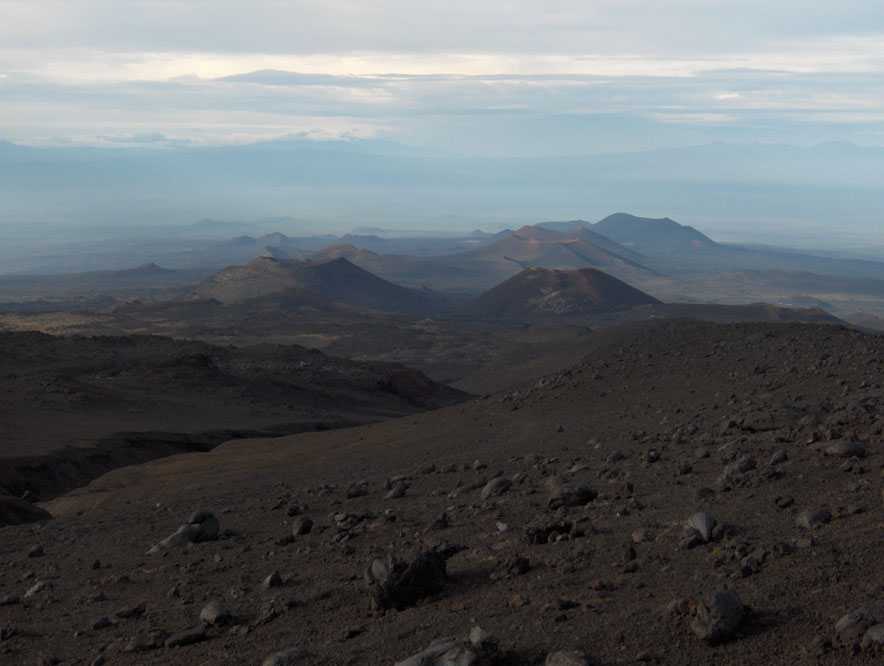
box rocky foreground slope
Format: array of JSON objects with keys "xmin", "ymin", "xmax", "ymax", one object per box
[{"xmin": 0, "ymin": 320, "xmax": 882, "ymax": 664}]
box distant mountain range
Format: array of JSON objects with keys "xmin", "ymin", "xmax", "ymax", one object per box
[{"xmin": 3, "ymin": 137, "xmax": 884, "ymax": 241}]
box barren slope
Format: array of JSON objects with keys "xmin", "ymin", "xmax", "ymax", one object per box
[{"xmin": 0, "ymin": 321, "xmax": 880, "ymax": 665}]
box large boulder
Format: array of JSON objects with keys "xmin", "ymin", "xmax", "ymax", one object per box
[
  {"xmin": 365, "ymin": 544, "xmax": 464, "ymax": 611},
  {"xmin": 690, "ymin": 591, "xmax": 745, "ymax": 644}
]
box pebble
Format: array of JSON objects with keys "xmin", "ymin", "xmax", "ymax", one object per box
[
  {"xmin": 687, "ymin": 512, "xmax": 717, "ymax": 542},
  {"xmin": 200, "ymin": 600, "xmax": 233, "ymax": 626},
  {"xmin": 796, "ymin": 509, "xmax": 831, "ymax": 530},
  {"xmin": 164, "ymin": 626, "xmax": 207, "ymax": 648},
  {"xmin": 292, "ymin": 516, "xmax": 313, "ymax": 536},
  {"xmin": 480, "ymin": 477, "xmax": 512, "ymax": 501},
  {"xmin": 824, "ymin": 441, "xmax": 866, "ymax": 458},
  {"xmin": 262, "ymin": 571, "xmax": 284, "ymax": 590},
  {"xmin": 262, "ymin": 647, "xmax": 308, "ymax": 665},
  {"xmin": 546, "ymin": 651, "xmax": 591, "ymax": 666}
]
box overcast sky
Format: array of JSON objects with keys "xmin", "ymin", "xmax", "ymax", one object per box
[{"xmin": 2, "ymin": 1, "xmax": 884, "ymax": 154}]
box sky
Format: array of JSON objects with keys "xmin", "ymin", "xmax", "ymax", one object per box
[{"xmin": 2, "ymin": 1, "xmax": 884, "ymax": 155}]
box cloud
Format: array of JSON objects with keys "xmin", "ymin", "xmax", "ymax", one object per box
[{"xmin": 0, "ymin": 2, "xmax": 883, "ymax": 152}]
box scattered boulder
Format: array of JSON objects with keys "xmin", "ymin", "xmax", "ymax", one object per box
[
  {"xmin": 395, "ymin": 626, "xmax": 498, "ymax": 666},
  {"xmin": 262, "ymin": 647, "xmax": 308, "ymax": 665},
  {"xmin": 862, "ymin": 625, "xmax": 884, "ymax": 650},
  {"xmin": 480, "ymin": 477, "xmax": 512, "ymax": 501},
  {"xmin": 546, "ymin": 650, "xmax": 591, "ymax": 666},
  {"xmin": 365, "ymin": 544, "xmax": 464, "ymax": 611},
  {"xmin": 385, "ymin": 481, "xmax": 409, "ymax": 500},
  {"xmin": 546, "ymin": 477, "xmax": 597, "ymax": 509},
  {"xmin": 525, "ymin": 517, "xmax": 576, "ymax": 545},
  {"xmin": 199, "ymin": 600, "xmax": 234, "ymax": 626},
  {"xmin": 796, "ymin": 509, "xmax": 831, "ymax": 530},
  {"xmin": 164, "ymin": 625, "xmax": 207, "ymax": 648},
  {"xmin": 262, "ymin": 571, "xmax": 284, "ymax": 590},
  {"xmin": 835, "ymin": 604, "xmax": 884, "ymax": 642},
  {"xmin": 149, "ymin": 511, "xmax": 220, "ymax": 553},
  {"xmin": 824, "ymin": 441, "xmax": 866, "ymax": 458},
  {"xmin": 0, "ymin": 495, "xmax": 52, "ymax": 527},
  {"xmin": 24, "ymin": 580, "xmax": 50, "ymax": 599},
  {"xmin": 292, "ymin": 516, "xmax": 313, "ymax": 536},
  {"xmin": 681, "ymin": 512, "xmax": 719, "ymax": 548},
  {"xmin": 690, "ymin": 591, "xmax": 745, "ymax": 644}
]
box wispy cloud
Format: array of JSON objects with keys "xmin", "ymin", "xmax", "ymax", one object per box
[{"xmin": 1, "ymin": 2, "xmax": 883, "ymax": 153}]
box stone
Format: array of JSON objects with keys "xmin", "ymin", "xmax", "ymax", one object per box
[
  {"xmin": 687, "ymin": 512, "xmax": 717, "ymax": 542},
  {"xmin": 768, "ymin": 449, "xmax": 788, "ymax": 466},
  {"xmin": 862, "ymin": 625, "xmax": 884, "ymax": 650},
  {"xmin": 27, "ymin": 545, "xmax": 45, "ymax": 558},
  {"xmin": 395, "ymin": 625, "xmax": 497, "ymax": 666},
  {"xmin": 115, "ymin": 602, "xmax": 146, "ymax": 619},
  {"xmin": 92, "ymin": 616, "xmax": 113, "ymax": 630},
  {"xmin": 263, "ymin": 571, "xmax": 284, "ymax": 590},
  {"xmin": 835, "ymin": 604, "xmax": 884, "ymax": 641},
  {"xmin": 200, "ymin": 600, "xmax": 234, "ymax": 626},
  {"xmin": 24, "ymin": 580, "xmax": 50, "ymax": 599},
  {"xmin": 480, "ymin": 478, "xmax": 512, "ymax": 501},
  {"xmin": 164, "ymin": 626, "xmax": 207, "ymax": 648},
  {"xmin": 545, "ymin": 650, "xmax": 591, "ymax": 666},
  {"xmin": 546, "ymin": 477, "xmax": 597, "ymax": 509},
  {"xmin": 149, "ymin": 511, "xmax": 220, "ymax": 553},
  {"xmin": 796, "ymin": 509, "xmax": 831, "ymax": 530},
  {"xmin": 124, "ymin": 630, "xmax": 167, "ymax": 652},
  {"xmin": 365, "ymin": 544, "xmax": 464, "ymax": 611},
  {"xmin": 690, "ymin": 591, "xmax": 745, "ymax": 644},
  {"xmin": 385, "ymin": 481, "xmax": 409, "ymax": 500},
  {"xmin": 292, "ymin": 516, "xmax": 313, "ymax": 536},
  {"xmin": 262, "ymin": 647, "xmax": 308, "ymax": 665},
  {"xmin": 824, "ymin": 441, "xmax": 866, "ymax": 458},
  {"xmin": 631, "ymin": 528, "xmax": 654, "ymax": 544}
]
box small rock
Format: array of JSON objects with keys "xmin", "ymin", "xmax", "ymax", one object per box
[
  {"xmin": 631, "ymin": 528, "xmax": 654, "ymax": 544},
  {"xmin": 862, "ymin": 624, "xmax": 884, "ymax": 649},
  {"xmin": 200, "ymin": 600, "xmax": 234, "ymax": 626},
  {"xmin": 835, "ymin": 604, "xmax": 884, "ymax": 641},
  {"xmin": 385, "ymin": 481, "xmax": 409, "ymax": 500},
  {"xmin": 292, "ymin": 517, "xmax": 313, "ymax": 536},
  {"xmin": 690, "ymin": 591, "xmax": 745, "ymax": 644},
  {"xmin": 24, "ymin": 580, "xmax": 50, "ymax": 599},
  {"xmin": 687, "ymin": 512, "xmax": 717, "ymax": 542},
  {"xmin": 768, "ymin": 449, "xmax": 788, "ymax": 466},
  {"xmin": 824, "ymin": 441, "xmax": 866, "ymax": 458},
  {"xmin": 115, "ymin": 602, "xmax": 146, "ymax": 619},
  {"xmin": 480, "ymin": 477, "xmax": 512, "ymax": 501},
  {"xmin": 262, "ymin": 647, "xmax": 307, "ymax": 665},
  {"xmin": 262, "ymin": 571, "xmax": 284, "ymax": 590},
  {"xmin": 165, "ymin": 626, "xmax": 207, "ymax": 648},
  {"xmin": 124, "ymin": 630, "xmax": 167, "ymax": 652},
  {"xmin": 796, "ymin": 509, "xmax": 831, "ymax": 530},
  {"xmin": 92, "ymin": 616, "xmax": 113, "ymax": 630},
  {"xmin": 546, "ymin": 650, "xmax": 591, "ymax": 666},
  {"xmin": 27, "ymin": 545, "xmax": 45, "ymax": 558},
  {"xmin": 546, "ymin": 477, "xmax": 597, "ymax": 509}
]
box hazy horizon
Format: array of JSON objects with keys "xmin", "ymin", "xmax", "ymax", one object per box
[{"xmin": 2, "ymin": 2, "xmax": 884, "ymax": 248}]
